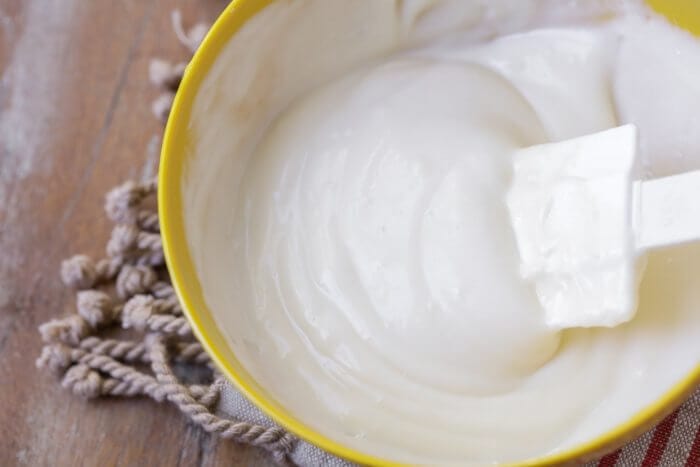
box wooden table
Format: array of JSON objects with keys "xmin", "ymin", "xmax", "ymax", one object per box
[{"xmin": 0, "ymin": 1, "xmax": 272, "ymax": 464}]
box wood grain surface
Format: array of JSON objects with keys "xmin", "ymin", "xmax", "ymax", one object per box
[{"xmin": 0, "ymin": 1, "xmax": 272, "ymax": 465}]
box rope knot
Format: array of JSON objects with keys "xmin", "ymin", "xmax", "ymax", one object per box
[
  {"xmin": 63, "ymin": 364, "xmax": 102, "ymax": 399},
  {"xmin": 77, "ymin": 290, "xmax": 116, "ymax": 327},
  {"xmin": 36, "ymin": 344, "xmax": 74, "ymax": 373},
  {"xmin": 105, "ymin": 181, "xmax": 145, "ymax": 223},
  {"xmin": 61, "ymin": 255, "xmax": 98, "ymax": 289},
  {"xmin": 149, "ymin": 59, "xmax": 186, "ymax": 91},
  {"xmin": 107, "ymin": 224, "xmax": 140, "ymax": 258},
  {"xmin": 116, "ymin": 265, "xmax": 157, "ymax": 299},
  {"xmin": 123, "ymin": 295, "xmax": 155, "ymax": 331},
  {"xmin": 39, "ymin": 315, "xmax": 90, "ymax": 345},
  {"xmin": 152, "ymin": 92, "xmax": 175, "ymax": 122}
]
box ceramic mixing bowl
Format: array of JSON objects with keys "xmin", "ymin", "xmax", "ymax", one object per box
[{"xmin": 160, "ymin": 1, "xmax": 700, "ymax": 464}]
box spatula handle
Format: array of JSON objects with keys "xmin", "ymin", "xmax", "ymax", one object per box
[{"xmin": 634, "ymin": 170, "xmax": 700, "ymax": 250}]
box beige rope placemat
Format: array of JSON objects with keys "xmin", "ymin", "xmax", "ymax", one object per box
[{"xmin": 35, "ymin": 8, "xmax": 700, "ymax": 467}]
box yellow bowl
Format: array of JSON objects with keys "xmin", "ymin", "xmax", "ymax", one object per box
[{"xmin": 160, "ymin": 1, "xmax": 700, "ymax": 465}]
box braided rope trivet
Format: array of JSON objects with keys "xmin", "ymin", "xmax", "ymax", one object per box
[{"xmin": 35, "ymin": 11, "xmax": 297, "ymax": 467}]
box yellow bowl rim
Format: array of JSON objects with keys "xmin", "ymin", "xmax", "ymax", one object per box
[{"xmin": 159, "ymin": 1, "xmax": 700, "ymax": 465}]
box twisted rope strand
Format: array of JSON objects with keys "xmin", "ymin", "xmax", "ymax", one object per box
[
  {"xmin": 61, "ymin": 363, "xmax": 220, "ymax": 406},
  {"xmin": 148, "ymin": 336, "xmax": 296, "ymax": 463},
  {"xmin": 40, "ymin": 336, "xmax": 208, "ymax": 367}
]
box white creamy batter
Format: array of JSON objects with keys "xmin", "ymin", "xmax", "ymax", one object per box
[{"xmin": 184, "ymin": 1, "xmax": 700, "ymax": 464}]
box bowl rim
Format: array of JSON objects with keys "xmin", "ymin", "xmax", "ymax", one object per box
[{"xmin": 159, "ymin": 1, "xmax": 700, "ymax": 465}]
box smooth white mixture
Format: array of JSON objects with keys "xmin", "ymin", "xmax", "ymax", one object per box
[{"xmin": 184, "ymin": 0, "xmax": 700, "ymax": 464}]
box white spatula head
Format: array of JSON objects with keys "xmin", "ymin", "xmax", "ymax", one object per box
[{"xmin": 507, "ymin": 124, "xmax": 641, "ymax": 329}]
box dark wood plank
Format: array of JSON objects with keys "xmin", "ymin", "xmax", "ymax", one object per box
[{"xmin": 0, "ymin": 1, "xmax": 272, "ymax": 465}]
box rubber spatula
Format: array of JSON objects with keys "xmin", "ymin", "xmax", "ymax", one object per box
[{"xmin": 507, "ymin": 124, "xmax": 700, "ymax": 329}]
